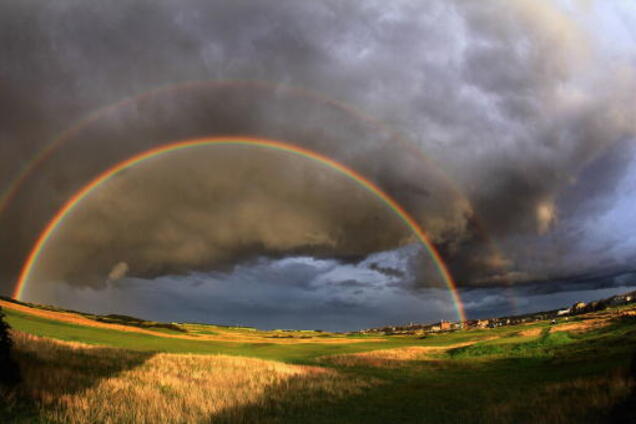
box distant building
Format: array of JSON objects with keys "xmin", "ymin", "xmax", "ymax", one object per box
[
  {"xmin": 557, "ymin": 308, "xmax": 571, "ymax": 316},
  {"xmin": 463, "ymin": 320, "xmax": 479, "ymax": 329},
  {"xmin": 439, "ymin": 320, "xmax": 451, "ymax": 331},
  {"xmin": 476, "ymin": 319, "xmax": 489, "ymax": 329}
]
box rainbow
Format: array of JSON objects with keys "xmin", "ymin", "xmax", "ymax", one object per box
[
  {"xmin": 0, "ymin": 79, "xmax": 511, "ymax": 311},
  {"xmin": 0, "ymin": 79, "xmax": 387, "ymax": 218},
  {"xmin": 13, "ymin": 137, "xmax": 466, "ymax": 322}
]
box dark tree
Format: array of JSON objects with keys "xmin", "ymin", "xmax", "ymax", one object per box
[{"xmin": 0, "ymin": 306, "xmax": 21, "ymax": 386}]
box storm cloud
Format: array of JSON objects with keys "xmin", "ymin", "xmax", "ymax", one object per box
[
  {"xmin": 27, "ymin": 248, "xmax": 636, "ymax": 331},
  {"xmin": 1, "ymin": 0, "xmax": 636, "ymax": 322},
  {"xmin": 26, "ymin": 246, "xmax": 462, "ymax": 331}
]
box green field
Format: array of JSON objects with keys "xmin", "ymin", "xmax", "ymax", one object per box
[
  {"xmin": 2, "ymin": 302, "xmax": 636, "ymax": 423},
  {"xmin": 3, "ymin": 307, "xmax": 432, "ymax": 363}
]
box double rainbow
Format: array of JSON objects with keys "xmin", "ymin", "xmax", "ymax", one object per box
[{"xmin": 13, "ymin": 137, "xmax": 466, "ymax": 322}]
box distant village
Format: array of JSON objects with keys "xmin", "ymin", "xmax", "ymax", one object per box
[{"xmin": 352, "ymin": 289, "xmax": 636, "ymax": 336}]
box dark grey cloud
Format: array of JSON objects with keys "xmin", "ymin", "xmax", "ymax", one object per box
[
  {"xmin": 27, "ymin": 248, "xmax": 636, "ymax": 331},
  {"xmin": 461, "ymin": 269, "xmax": 636, "ymax": 319},
  {"xmin": 26, "ymin": 146, "xmax": 435, "ymax": 288},
  {"xmin": 1, "ymin": 0, "xmax": 635, "ymax": 315},
  {"xmin": 28, "ymin": 246, "xmax": 460, "ymax": 331}
]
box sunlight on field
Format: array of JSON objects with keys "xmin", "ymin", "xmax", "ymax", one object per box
[
  {"xmin": 322, "ymin": 342, "xmax": 477, "ymax": 368},
  {"xmin": 6, "ymin": 332, "xmax": 374, "ymax": 423},
  {"xmin": 551, "ymin": 318, "xmax": 612, "ymax": 334},
  {"xmin": 3, "ymin": 302, "xmax": 636, "ymax": 423},
  {"xmin": 516, "ymin": 328, "xmax": 543, "ymax": 337},
  {"xmin": 0, "ymin": 300, "xmax": 378, "ymax": 345}
]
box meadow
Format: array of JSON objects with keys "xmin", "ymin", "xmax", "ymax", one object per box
[{"xmin": 2, "ymin": 299, "xmax": 636, "ymax": 423}]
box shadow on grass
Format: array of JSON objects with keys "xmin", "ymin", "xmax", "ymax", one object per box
[
  {"xmin": 208, "ymin": 357, "xmax": 522, "ymax": 424},
  {"xmin": 210, "ymin": 345, "xmax": 634, "ymax": 424},
  {"xmin": 608, "ymin": 350, "xmax": 636, "ymax": 423},
  {"xmin": 1, "ymin": 332, "xmax": 155, "ymax": 423},
  {"xmin": 2, "ymin": 324, "xmax": 635, "ymax": 423},
  {"xmin": 15, "ymin": 334, "xmax": 156, "ymax": 395}
]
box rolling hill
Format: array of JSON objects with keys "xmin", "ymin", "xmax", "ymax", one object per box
[{"xmin": 2, "ymin": 296, "xmax": 636, "ymax": 423}]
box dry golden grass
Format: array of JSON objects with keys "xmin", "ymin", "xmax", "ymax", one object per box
[
  {"xmin": 517, "ymin": 328, "xmax": 543, "ymax": 337},
  {"xmin": 0, "ymin": 300, "xmax": 184, "ymax": 338},
  {"xmin": 0, "ymin": 300, "xmax": 379, "ymax": 344},
  {"xmin": 321, "ymin": 342, "xmax": 478, "ymax": 368},
  {"xmin": 6, "ymin": 332, "xmax": 375, "ymax": 423},
  {"xmin": 552, "ymin": 318, "xmax": 611, "ymax": 334}
]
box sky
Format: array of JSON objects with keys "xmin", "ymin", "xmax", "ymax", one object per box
[{"xmin": 1, "ymin": 0, "xmax": 636, "ymax": 330}]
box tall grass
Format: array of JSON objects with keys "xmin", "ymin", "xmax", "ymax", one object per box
[
  {"xmin": 486, "ymin": 371, "xmax": 632, "ymax": 423},
  {"xmin": 4, "ymin": 332, "xmax": 373, "ymax": 423},
  {"xmin": 322, "ymin": 342, "xmax": 478, "ymax": 368}
]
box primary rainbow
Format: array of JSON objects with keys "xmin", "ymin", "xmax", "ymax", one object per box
[{"xmin": 13, "ymin": 137, "xmax": 466, "ymax": 322}]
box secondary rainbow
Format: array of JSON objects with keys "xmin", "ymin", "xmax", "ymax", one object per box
[{"xmin": 13, "ymin": 137, "xmax": 466, "ymax": 322}]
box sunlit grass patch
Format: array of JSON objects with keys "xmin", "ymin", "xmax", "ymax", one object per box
[
  {"xmin": 552, "ymin": 317, "xmax": 613, "ymax": 334},
  {"xmin": 3, "ymin": 332, "xmax": 375, "ymax": 423},
  {"xmin": 321, "ymin": 342, "xmax": 481, "ymax": 368},
  {"xmin": 449, "ymin": 330, "xmax": 574, "ymax": 359}
]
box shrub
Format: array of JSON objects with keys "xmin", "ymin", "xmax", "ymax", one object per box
[{"xmin": 0, "ymin": 306, "xmax": 21, "ymax": 386}]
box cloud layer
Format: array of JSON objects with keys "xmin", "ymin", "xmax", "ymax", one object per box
[
  {"xmin": 1, "ymin": 0, "xmax": 635, "ymax": 320},
  {"xmin": 28, "ymin": 247, "xmax": 636, "ymax": 331}
]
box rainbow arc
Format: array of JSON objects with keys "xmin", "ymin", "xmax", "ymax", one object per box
[{"xmin": 13, "ymin": 137, "xmax": 466, "ymax": 322}]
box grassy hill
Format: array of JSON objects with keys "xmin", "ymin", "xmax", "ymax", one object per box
[{"xmin": 2, "ymin": 299, "xmax": 636, "ymax": 423}]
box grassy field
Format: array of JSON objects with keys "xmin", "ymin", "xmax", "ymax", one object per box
[{"xmin": 2, "ymin": 300, "xmax": 636, "ymax": 423}]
